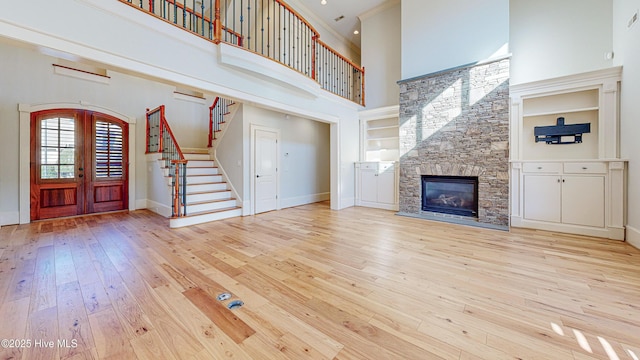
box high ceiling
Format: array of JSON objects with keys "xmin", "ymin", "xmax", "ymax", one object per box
[{"xmin": 295, "ymin": 0, "xmax": 395, "ymax": 49}]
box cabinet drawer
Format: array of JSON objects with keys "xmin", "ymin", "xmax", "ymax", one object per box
[
  {"xmin": 564, "ymin": 162, "xmax": 607, "ymax": 174},
  {"xmin": 379, "ymin": 163, "xmax": 395, "ymax": 172},
  {"xmin": 522, "ymin": 162, "xmax": 562, "ymax": 173},
  {"xmin": 359, "ymin": 162, "xmax": 378, "ymax": 170}
]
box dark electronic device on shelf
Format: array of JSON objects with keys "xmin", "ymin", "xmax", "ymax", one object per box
[{"xmin": 534, "ymin": 117, "xmax": 591, "ymax": 144}]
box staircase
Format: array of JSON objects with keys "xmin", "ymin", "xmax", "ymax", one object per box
[
  {"xmin": 146, "ymin": 104, "xmax": 241, "ymax": 229},
  {"xmin": 167, "ymin": 149, "xmax": 241, "ymax": 228}
]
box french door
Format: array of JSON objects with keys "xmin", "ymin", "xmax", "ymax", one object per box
[{"xmin": 30, "ymin": 109, "xmax": 128, "ymax": 220}]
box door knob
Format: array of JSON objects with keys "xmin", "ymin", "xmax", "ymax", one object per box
[
  {"xmin": 79, "ymin": 174, "xmax": 84, "ymax": 178},
  {"xmin": 79, "ymin": 167, "xmax": 84, "ymax": 171},
  {"xmin": 256, "ymin": 175, "xmax": 260, "ymax": 178}
]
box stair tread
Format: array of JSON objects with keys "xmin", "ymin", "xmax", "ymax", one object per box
[
  {"xmin": 186, "ymin": 181, "xmax": 227, "ymax": 186},
  {"xmin": 187, "ymin": 198, "xmax": 236, "ymax": 206},
  {"xmin": 187, "ymin": 189, "xmax": 230, "ymax": 195},
  {"xmin": 182, "ymin": 206, "xmax": 242, "ymax": 218}
]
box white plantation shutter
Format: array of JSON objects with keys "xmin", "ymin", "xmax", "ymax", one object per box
[{"xmin": 95, "ymin": 121, "xmax": 124, "ymax": 178}]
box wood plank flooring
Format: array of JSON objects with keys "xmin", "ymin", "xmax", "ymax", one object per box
[{"xmin": 1, "ymin": 202, "xmax": 639, "ymax": 359}]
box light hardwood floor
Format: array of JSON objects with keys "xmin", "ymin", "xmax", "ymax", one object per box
[{"xmin": 1, "ymin": 202, "xmax": 639, "ymax": 360}]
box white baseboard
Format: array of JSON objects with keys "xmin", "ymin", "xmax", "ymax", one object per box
[
  {"xmin": 333, "ymin": 196, "xmax": 355, "ymax": 210},
  {"xmin": 0, "ymin": 211, "xmax": 20, "ymax": 226},
  {"xmin": 627, "ymin": 225, "xmax": 640, "ymax": 250},
  {"xmin": 355, "ymin": 200, "xmax": 399, "ymax": 211},
  {"xmin": 280, "ymin": 192, "xmax": 330, "ymax": 209},
  {"xmin": 511, "ymin": 216, "xmax": 625, "ymax": 240},
  {"xmin": 144, "ymin": 199, "xmax": 172, "ymax": 218},
  {"xmin": 134, "ymin": 199, "xmax": 147, "ymax": 211},
  {"xmin": 242, "ymin": 200, "xmax": 251, "ymax": 216}
]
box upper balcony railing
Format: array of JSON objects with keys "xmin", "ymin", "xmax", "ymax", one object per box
[{"xmin": 119, "ymin": 0, "xmax": 365, "ymax": 105}]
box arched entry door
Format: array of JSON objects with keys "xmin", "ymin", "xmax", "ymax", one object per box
[{"xmin": 30, "ymin": 109, "xmax": 128, "ymax": 220}]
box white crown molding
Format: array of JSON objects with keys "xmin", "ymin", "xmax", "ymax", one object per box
[{"xmin": 358, "ymin": 0, "xmax": 400, "ymax": 21}]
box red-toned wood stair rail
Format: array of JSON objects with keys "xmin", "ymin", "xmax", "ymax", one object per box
[
  {"xmin": 119, "ymin": 0, "xmax": 365, "ymax": 106},
  {"xmin": 208, "ymin": 96, "xmax": 234, "ymax": 147},
  {"xmin": 146, "ymin": 105, "xmax": 188, "ymax": 218}
]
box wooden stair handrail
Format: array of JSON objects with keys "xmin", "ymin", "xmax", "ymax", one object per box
[{"xmin": 146, "ymin": 105, "xmax": 188, "ymax": 218}]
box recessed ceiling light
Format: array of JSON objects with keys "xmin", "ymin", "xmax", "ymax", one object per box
[
  {"xmin": 321, "ymin": 0, "xmax": 326, "ymax": 5},
  {"xmin": 353, "ymin": 30, "xmax": 359, "ymax": 35}
]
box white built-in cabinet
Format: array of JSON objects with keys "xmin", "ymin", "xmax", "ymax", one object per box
[
  {"xmin": 510, "ymin": 67, "xmax": 627, "ymax": 240},
  {"xmin": 356, "ymin": 106, "xmax": 400, "ymax": 211},
  {"xmin": 355, "ymin": 162, "xmax": 399, "ymax": 211}
]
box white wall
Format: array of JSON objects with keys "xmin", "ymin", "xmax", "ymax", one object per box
[
  {"xmin": 360, "ymin": 1, "xmax": 401, "ymax": 109},
  {"xmin": 401, "ymin": 0, "xmax": 509, "ymax": 80},
  {"xmin": 613, "ymin": 0, "xmax": 640, "ymax": 246},
  {"xmin": 216, "ymin": 105, "xmax": 245, "ymax": 201},
  {"xmin": 510, "ymin": 0, "xmax": 613, "ymax": 85}
]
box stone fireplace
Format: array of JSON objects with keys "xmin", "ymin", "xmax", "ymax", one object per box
[{"xmin": 398, "ymin": 58, "xmax": 510, "ymax": 227}]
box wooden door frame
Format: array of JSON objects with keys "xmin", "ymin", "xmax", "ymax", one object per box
[
  {"xmin": 250, "ymin": 124, "xmax": 280, "ymax": 215},
  {"xmin": 19, "ymin": 102, "xmax": 137, "ymax": 224}
]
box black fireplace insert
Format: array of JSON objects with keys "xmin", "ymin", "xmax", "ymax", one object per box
[{"xmin": 421, "ymin": 175, "xmax": 478, "ymax": 217}]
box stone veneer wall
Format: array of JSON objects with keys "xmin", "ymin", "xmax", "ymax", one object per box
[{"xmin": 398, "ymin": 58, "xmax": 510, "ymax": 226}]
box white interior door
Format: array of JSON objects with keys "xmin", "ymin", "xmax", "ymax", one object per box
[{"xmin": 254, "ymin": 128, "xmax": 278, "ymax": 214}]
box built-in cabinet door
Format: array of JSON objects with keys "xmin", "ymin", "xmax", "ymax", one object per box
[
  {"xmin": 561, "ymin": 176, "xmax": 605, "ymax": 227},
  {"xmin": 360, "ymin": 169, "xmax": 378, "ymax": 203},
  {"xmin": 523, "ymin": 175, "xmax": 561, "ymax": 223},
  {"xmin": 377, "ymin": 169, "xmax": 396, "ymax": 205}
]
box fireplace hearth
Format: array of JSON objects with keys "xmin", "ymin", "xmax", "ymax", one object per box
[{"xmin": 422, "ymin": 176, "xmax": 478, "ymax": 218}]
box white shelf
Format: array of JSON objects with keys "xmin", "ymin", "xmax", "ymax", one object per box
[
  {"xmin": 368, "ymin": 136, "xmax": 399, "ymax": 141},
  {"xmin": 360, "ymin": 107, "xmax": 400, "ymax": 162},
  {"xmin": 367, "ymin": 146, "xmax": 398, "ymax": 151},
  {"xmin": 367, "ymin": 125, "xmax": 398, "ymax": 131},
  {"xmin": 523, "ymin": 106, "xmax": 599, "ymax": 118}
]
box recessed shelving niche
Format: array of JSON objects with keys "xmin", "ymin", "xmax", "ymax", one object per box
[{"xmin": 360, "ymin": 106, "xmax": 399, "ymax": 162}]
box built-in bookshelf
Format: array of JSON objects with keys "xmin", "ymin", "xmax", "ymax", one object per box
[
  {"xmin": 359, "ymin": 106, "xmax": 399, "ymax": 162},
  {"xmin": 509, "ymin": 67, "xmax": 626, "ymax": 240}
]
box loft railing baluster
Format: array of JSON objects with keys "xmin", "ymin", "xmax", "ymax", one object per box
[
  {"xmin": 209, "ymin": 0, "xmax": 213, "ymax": 39},
  {"xmin": 173, "ymin": 0, "xmax": 177, "ymax": 23},
  {"xmin": 267, "ymin": 0, "xmax": 271, "ymax": 57},
  {"xmin": 239, "ymin": 0, "xmax": 243, "ymax": 43},
  {"xmin": 248, "ymin": 0, "xmax": 252, "ymax": 51},
  {"xmin": 278, "ymin": 3, "xmax": 281, "ymax": 62},
  {"xmin": 182, "ymin": 0, "xmax": 187, "ymax": 27},
  {"xmin": 200, "ymin": 0, "xmax": 204, "ymax": 35},
  {"xmin": 190, "ymin": 0, "xmax": 194, "ymax": 31}
]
